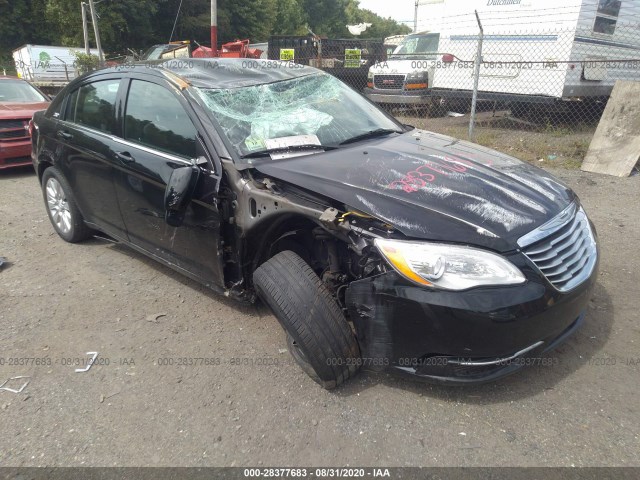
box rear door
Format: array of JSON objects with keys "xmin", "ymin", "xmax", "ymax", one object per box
[
  {"xmin": 54, "ymin": 77, "xmax": 128, "ymax": 238},
  {"xmin": 112, "ymin": 76, "xmax": 224, "ymax": 287}
]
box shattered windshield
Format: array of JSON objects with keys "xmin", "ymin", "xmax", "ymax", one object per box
[
  {"xmin": 195, "ymin": 72, "xmax": 402, "ymax": 160},
  {"xmin": 392, "ymin": 34, "xmax": 440, "ymax": 58}
]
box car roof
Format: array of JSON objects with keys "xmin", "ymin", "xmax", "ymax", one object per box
[{"xmin": 93, "ymin": 58, "xmax": 320, "ymax": 89}]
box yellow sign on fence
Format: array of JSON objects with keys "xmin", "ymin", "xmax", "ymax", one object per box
[
  {"xmin": 344, "ymin": 49, "xmax": 362, "ymax": 68},
  {"xmin": 279, "ymin": 49, "xmax": 295, "ymax": 61}
]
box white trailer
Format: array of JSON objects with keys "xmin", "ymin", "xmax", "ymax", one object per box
[
  {"xmin": 420, "ymin": 0, "xmax": 640, "ymax": 105},
  {"xmin": 12, "ymin": 45, "xmax": 100, "ymax": 89}
]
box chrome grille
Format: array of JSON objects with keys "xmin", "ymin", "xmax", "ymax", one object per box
[
  {"xmin": 519, "ymin": 204, "xmax": 597, "ymax": 292},
  {"xmin": 373, "ymin": 74, "xmax": 405, "ymax": 90}
]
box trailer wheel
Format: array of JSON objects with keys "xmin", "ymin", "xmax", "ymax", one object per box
[
  {"xmin": 253, "ymin": 251, "xmax": 361, "ymax": 389},
  {"xmin": 510, "ymin": 102, "xmax": 531, "ymax": 119},
  {"xmin": 429, "ymin": 97, "xmax": 447, "ymax": 117}
]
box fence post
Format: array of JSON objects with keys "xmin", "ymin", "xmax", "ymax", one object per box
[{"xmin": 469, "ymin": 10, "xmax": 484, "ymax": 142}]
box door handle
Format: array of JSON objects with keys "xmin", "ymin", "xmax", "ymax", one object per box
[
  {"xmin": 115, "ymin": 151, "xmax": 135, "ymax": 163},
  {"xmin": 57, "ymin": 131, "xmax": 73, "ymax": 140}
]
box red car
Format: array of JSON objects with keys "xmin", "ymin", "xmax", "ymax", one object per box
[{"xmin": 0, "ymin": 76, "xmax": 50, "ymax": 170}]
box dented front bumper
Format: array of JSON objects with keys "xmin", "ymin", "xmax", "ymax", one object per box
[{"xmin": 345, "ymin": 253, "xmax": 598, "ymax": 384}]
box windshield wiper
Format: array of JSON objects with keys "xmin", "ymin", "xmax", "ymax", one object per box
[
  {"xmin": 339, "ymin": 128, "xmax": 403, "ymax": 146},
  {"xmin": 241, "ymin": 144, "xmax": 336, "ymax": 159}
]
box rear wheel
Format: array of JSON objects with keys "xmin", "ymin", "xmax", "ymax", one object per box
[
  {"xmin": 42, "ymin": 167, "xmax": 92, "ymax": 243},
  {"xmin": 253, "ymin": 251, "xmax": 361, "ymax": 389}
]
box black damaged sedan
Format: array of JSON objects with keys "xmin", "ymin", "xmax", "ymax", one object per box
[{"xmin": 31, "ymin": 59, "xmax": 599, "ymax": 388}]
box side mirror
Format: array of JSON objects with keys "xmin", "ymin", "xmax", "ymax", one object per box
[{"xmin": 164, "ymin": 163, "xmax": 200, "ymax": 227}]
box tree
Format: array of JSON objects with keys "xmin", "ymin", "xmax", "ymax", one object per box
[
  {"xmin": 0, "ymin": 0, "xmax": 411, "ymax": 63},
  {"xmin": 218, "ymin": 0, "xmax": 279, "ymax": 43},
  {"xmin": 345, "ymin": 7, "xmax": 411, "ymax": 39},
  {"xmin": 45, "ymin": 0, "xmax": 159, "ymax": 54},
  {"xmin": 71, "ymin": 50, "xmax": 99, "ymax": 74},
  {"xmin": 155, "ymin": 0, "xmax": 210, "ymax": 46},
  {"xmin": 0, "ymin": 0, "xmax": 55, "ymax": 70},
  {"xmin": 301, "ymin": 0, "xmax": 352, "ymax": 37},
  {"xmin": 272, "ymin": 0, "xmax": 307, "ymax": 36}
]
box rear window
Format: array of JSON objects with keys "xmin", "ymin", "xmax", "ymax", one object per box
[
  {"xmin": 67, "ymin": 80, "xmax": 120, "ymax": 134},
  {"xmin": 0, "ymin": 79, "xmax": 48, "ymax": 103}
]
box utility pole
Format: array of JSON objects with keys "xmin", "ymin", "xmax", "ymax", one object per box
[
  {"xmin": 81, "ymin": 2, "xmax": 90, "ymax": 55},
  {"xmin": 88, "ymin": 0, "xmax": 104, "ymax": 63},
  {"xmin": 414, "ymin": 1, "xmax": 419, "ymax": 33},
  {"xmin": 469, "ymin": 10, "xmax": 484, "ymax": 142},
  {"xmin": 210, "ymin": 0, "xmax": 218, "ymax": 57}
]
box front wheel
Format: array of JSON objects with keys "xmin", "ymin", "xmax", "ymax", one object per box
[
  {"xmin": 253, "ymin": 251, "xmax": 361, "ymax": 389},
  {"xmin": 42, "ymin": 167, "xmax": 93, "ymax": 243}
]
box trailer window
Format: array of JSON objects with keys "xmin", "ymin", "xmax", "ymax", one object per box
[
  {"xmin": 597, "ymin": 0, "xmax": 621, "ymax": 17},
  {"xmin": 594, "ymin": 0, "xmax": 620, "ymax": 35}
]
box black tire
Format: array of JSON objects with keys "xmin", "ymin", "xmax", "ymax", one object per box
[
  {"xmin": 253, "ymin": 251, "xmax": 361, "ymax": 389},
  {"xmin": 413, "ymin": 106, "xmax": 430, "ymax": 118},
  {"xmin": 510, "ymin": 102, "xmax": 532, "ymax": 119},
  {"xmin": 41, "ymin": 166, "xmax": 93, "ymax": 243},
  {"xmin": 429, "ymin": 98, "xmax": 447, "ymax": 117}
]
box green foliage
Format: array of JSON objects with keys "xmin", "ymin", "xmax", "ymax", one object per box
[
  {"xmin": 44, "ymin": 0, "xmax": 160, "ymax": 55},
  {"xmin": 0, "ymin": 0, "xmax": 54, "ymax": 67},
  {"xmin": 71, "ymin": 51, "xmax": 99, "ymax": 75},
  {"xmin": 0, "ymin": 0, "xmax": 410, "ymax": 60}
]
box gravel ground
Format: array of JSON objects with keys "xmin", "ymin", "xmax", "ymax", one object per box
[{"xmin": 0, "ymin": 165, "xmax": 638, "ymax": 467}]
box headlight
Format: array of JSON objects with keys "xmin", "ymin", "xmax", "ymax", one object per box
[
  {"xmin": 367, "ymin": 70, "xmax": 374, "ymax": 80},
  {"xmin": 374, "ymin": 239, "xmax": 526, "ymax": 290}
]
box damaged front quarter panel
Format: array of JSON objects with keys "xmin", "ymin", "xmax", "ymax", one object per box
[{"xmin": 220, "ymin": 162, "xmax": 358, "ymax": 299}]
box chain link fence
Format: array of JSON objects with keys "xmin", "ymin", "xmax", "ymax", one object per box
[
  {"xmin": 267, "ymin": 3, "xmax": 640, "ymax": 167},
  {"xmin": 3, "ymin": 4, "xmax": 638, "ymax": 167}
]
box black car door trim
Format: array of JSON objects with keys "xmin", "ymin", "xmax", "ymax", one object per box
[
  {"xmin": 54, "ymin": 119, "xmax": 123, "ymax": 169},
  {"xmin": 111, "ymin": 136, "xmax": 194, "ymax": 166}
]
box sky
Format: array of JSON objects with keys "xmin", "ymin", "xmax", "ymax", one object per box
[{"xmin": 358, "ymin": 0, "xmax": 417, "ymax": 27}]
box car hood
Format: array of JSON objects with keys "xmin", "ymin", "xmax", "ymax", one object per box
[
  {"xmin": 254, "ymin": 129, "xmax": 575, "ymax": 252},
  {"xmin": 0, "ymin": 102, "xmax": 50, "ymax": 119}
]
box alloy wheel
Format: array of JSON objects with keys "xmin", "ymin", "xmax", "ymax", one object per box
[{"xmin": 46, "ymin": 177, "xmax": 72, "ymax": 234}]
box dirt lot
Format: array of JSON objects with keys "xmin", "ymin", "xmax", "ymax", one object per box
[
  {"xmin": 0, "ymin": 164, "xmax": 638, "ymax": 467},
  {"xmin": 398, "ymin": 110, "xmax": 597, "ymax": 169}
]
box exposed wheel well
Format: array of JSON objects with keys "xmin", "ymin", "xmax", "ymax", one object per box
[
  {"xmin": 37, "ymin": 158, "xmax": 54, "ymax": 183},
  {"xmin": 246, "ymin": 215, "xmax": 325, "ymax": 277}
]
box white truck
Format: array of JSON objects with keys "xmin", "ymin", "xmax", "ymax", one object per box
[
  {"xmin": 425, "ymin": 0, "xmax": 640, "ymax": 109},
  {"xmin": 12, "ymin": 45, "xmax": 100, "ymax": 91},
  {"xmin": 364, "ymin": 32, "xmax": 441, "ymax": 112}
]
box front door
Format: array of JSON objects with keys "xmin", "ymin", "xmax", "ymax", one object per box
[{"xmin": 112, "ymin": 77, "xmax": 224, "ymax": 288}]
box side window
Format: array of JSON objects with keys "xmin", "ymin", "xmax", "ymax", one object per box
[
  {"xmin": 63, "ymin": 88, "xmax": 79, "ymax": 121},
  {"xmin": 594, "ymin": 0, "xmax": 621, "ymax": 35},
  {"xmin": 124, "ymin": 80, "xmax": 197, "ymax": 159},
  {"xmin": 73, "ymin": 79, "xmax": 120, "ymax": 133},
  {"xmin": 46, "ymin": 89, "xmax": 65, "ymax": 119}
]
